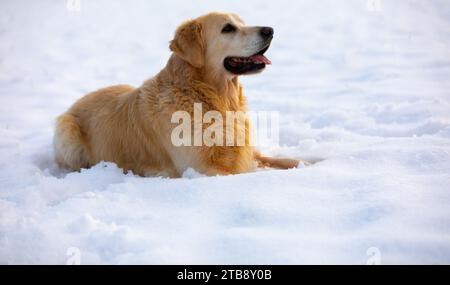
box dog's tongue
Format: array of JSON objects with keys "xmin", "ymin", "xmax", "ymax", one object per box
[{"xmin": 250, "ymin": 54, "xmax": 271, "ymax": 65}]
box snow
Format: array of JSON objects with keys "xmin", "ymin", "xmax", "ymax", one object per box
[{"xmin": 1, "ymin": 0, "xmax": 450, "ymax": 264}]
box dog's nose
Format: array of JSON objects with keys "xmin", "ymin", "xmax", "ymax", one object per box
[{"xmin": 260, "ymin": 26, "xmax": 274, "ymax": 39}]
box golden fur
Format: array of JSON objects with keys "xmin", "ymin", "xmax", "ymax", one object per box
[{"xmin": 54, "ymin": 12, "xmax": 301, "ymax": 177}]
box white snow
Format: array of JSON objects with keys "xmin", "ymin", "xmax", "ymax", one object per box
[{"xmin": 1, "ymin": 0, "xmax": 450, "ymax": 264}]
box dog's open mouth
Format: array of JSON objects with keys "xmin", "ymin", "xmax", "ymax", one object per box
[{"xmin": 224, "ymin": 45, "xmax": 271, "ymax": 75}]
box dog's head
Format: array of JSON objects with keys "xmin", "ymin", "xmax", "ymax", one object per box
[{"xmin": 170, "ymin": 12, "xmax": 273, "ymax": 76}]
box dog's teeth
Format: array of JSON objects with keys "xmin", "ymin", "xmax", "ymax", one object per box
[{"xmin": 231, "ymin": 57, "xmax": 258, "ymax": 64}]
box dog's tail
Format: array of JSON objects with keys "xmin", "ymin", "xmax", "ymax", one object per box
[{"xmin": 53, "ymin": 113, "xmax": 90, "ymax": 171}]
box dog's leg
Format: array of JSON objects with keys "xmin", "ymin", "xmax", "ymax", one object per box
[
  {"xmin": 140, "ymin": 166, "xmax": 179, "ymax": 178},
  {"xmin": 191, "ymin": 146, "xmax": 255, "ymax": 176},
  {"xmin": 254, "ymin": 151, "xmax": 308, "ymax": 169}
]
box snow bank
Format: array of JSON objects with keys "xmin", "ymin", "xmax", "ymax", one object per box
[{"xmin": 1, "ymin": 0, "xmax": 450, "ymax": 264}]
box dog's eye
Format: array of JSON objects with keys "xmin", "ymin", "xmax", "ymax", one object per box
[{"xmin": 221, "ymin": 24, "xmax": 237, "ymax": 33}]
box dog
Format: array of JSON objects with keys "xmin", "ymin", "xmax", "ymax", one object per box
[{"xmin": 54, "ymin": 12, "xmax": 304, "ymax": 177}]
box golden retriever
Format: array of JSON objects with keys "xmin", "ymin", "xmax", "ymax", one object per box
[{"xmin": 54, "ymin": 12, "xmax": 303, "ymax": 177}]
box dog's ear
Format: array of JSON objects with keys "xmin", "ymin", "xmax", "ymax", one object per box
[{"xmin": 170, "ymin": 19, "xmax": 204, "ymax": 68}]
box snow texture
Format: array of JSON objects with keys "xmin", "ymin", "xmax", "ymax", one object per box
[{"xmin": 1, "ymin": 0, "xmax": 450, "ymax": 264}]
